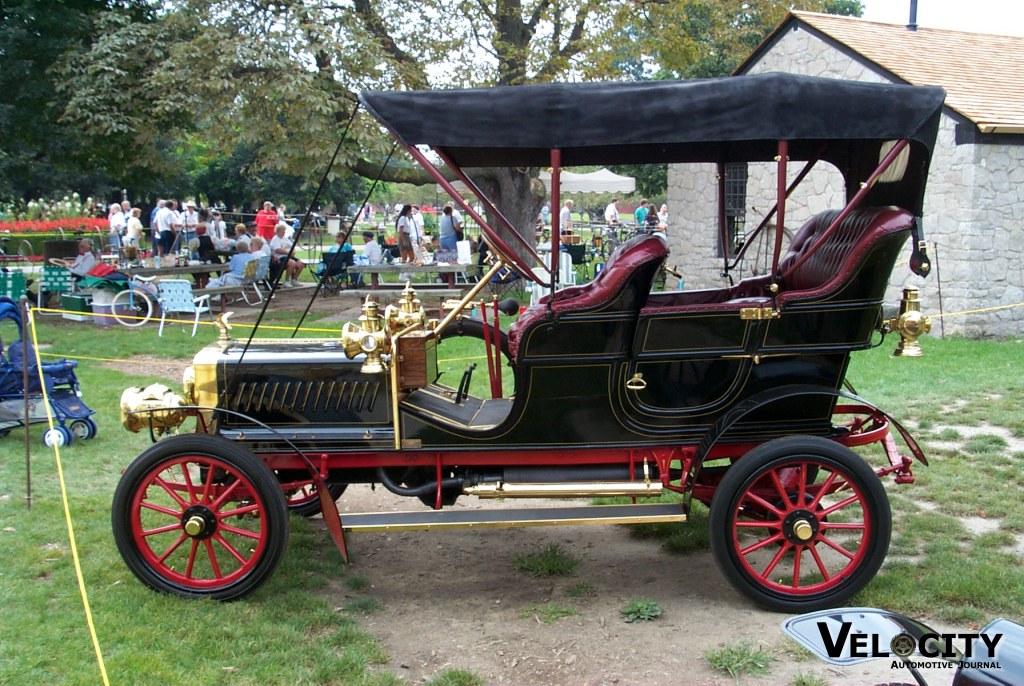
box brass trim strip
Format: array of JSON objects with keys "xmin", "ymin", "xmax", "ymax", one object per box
[{"xmin": 341, "ymin": 503, "xmax": 687, "ymax": 532}]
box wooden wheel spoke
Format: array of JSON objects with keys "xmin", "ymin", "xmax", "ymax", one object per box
[
  {"xmin": 767, "ymin": 469, "xmax": 792, "ymax": 508},
  {"xmin": 211, "ymin": 478, "xmax": 243, "ymax": 510},
  {"xmin": 203, "ymin": 538, "xmax": 223, "ymax": 578},
  {"xmin": 153, "ymin": 476, "xmax": 190, "ymax": 509},
  {"xmin": 808, "ymin": 542, "xmax": 832, "ymax": 581},
  {"xmin": 815, "ymin": 534, "xmax": 856, "ymax": 560},
  {"xmin": 213, "ymin": 534, "xmax": 251, "ymax": 565},
  {"xmin": 184, "ymin": 538, "xmax": 199, "ymax": 578},
  {"xmin": 820, "ymin": 521, "xmax": 865, "ymax": 531},
  {"xmin": 143, "ymin": 522, "xmax": 185, "ymax": 537},
  {"xmin": 820, "ymin": 493, "xmax": 861, "ymax": 518},
  {"xmin": 808, "ymin": 471, "xmax": 839, "ymax": 509},
  {"xmin": 141, "ymin": 501, "xmax": 183, "ymax": 518},
  {"xmin": 739, "ymin": 531, "xmax": 784, "ymax": 556},
  {"xmin": 157, "ymin": 533, "xmax": 189, "ymax": 563},
  {"xmin": 741, "ymin": 490, "xmax": 784, "ymax": 517},
  {"xmin": 217, "ymin": 522, "xmax": 262, "ymax": 540},
  {"xmin": 220, "ymin": 503, "xmax": 260, "ymax": 518},
  {"xmin": 791, "ymin": 545, "xmax": 803, "ymax": 587},
  {"xmin": 761, "ymin": 541, "xmax": 792, "ymax": 579},
  {"xmin": 735, "ymin": 519, "xmax": 781, "ymax": 530},
  {"xmin": 180, "ymin": 463, "xmax": 199, "ymax": 503}
]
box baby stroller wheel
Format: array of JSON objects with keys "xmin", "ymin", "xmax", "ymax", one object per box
[
  {"xmin": 43, "ymin": 426, "xmax": 73, "ymax": 447},
  {"xmin": 70, "ymin": 418, "xmax": 99, "ymax": 440}
]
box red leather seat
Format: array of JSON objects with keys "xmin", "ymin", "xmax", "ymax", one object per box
[{"xmin": 508, "ymin": 235, "xmax": 668, "ymax": 359}]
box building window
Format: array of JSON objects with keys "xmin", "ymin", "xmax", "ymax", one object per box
[{"xmin": 722, "ymin": 163, "xmax": 748, "ymax": 257}]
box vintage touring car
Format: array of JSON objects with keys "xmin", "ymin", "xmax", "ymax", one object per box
[{"xmin": 112, "ymin": 73, "xmax": 943, "ymax": 611}]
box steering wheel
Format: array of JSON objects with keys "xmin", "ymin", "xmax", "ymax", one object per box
[{"xmin": 48, "ymin": 257, "xmax": 70, "ymax": 267}]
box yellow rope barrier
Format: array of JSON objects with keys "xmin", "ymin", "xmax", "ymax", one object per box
[
  {"xmin": 26, "ymin": 307, "xmax": 110, "ymax": 686},
  {"xmin": 931, "ymin": 300, "xmax": 1024, "ymax": 320}
]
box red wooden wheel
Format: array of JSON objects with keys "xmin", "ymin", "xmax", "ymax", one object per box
[
  {"xmin": 709, "ymin": 435, "xmax": 890, "ymax": 612},
  {"xmin": 112, "ymin": 435, "xmax": 288, "ymax": 600}
]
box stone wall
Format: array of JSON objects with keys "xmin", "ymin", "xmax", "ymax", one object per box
[{"xmin": 665, "ymin": 26, "xmax": 1024, "ymax": 337}]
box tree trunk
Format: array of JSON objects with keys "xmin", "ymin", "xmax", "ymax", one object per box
[{"xmin": 467, "ymin": 166, "xmax": 547, "ymax": 252}]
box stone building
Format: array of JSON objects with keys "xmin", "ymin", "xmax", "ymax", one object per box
[{"xmin": 666, "ymin": 11, "xmax": 1024, "ymax": 336}]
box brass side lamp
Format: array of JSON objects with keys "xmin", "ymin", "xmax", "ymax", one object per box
[{"xmin": 889, "ymin": 286, "xmax": 931, "ymax": 357}]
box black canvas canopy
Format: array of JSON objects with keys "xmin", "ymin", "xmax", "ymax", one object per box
[{"xmin": 359, "ymin": 73, "xmax": 945, "ymax": 170}]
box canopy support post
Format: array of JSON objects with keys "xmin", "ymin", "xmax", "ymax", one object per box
[
  {"xmin": 550, "ymin": 149, "xmax": 561, "ymax": 292},
  {"xmin": 771, "ymin": 140, "xmax": 789, "ymax": 276}
]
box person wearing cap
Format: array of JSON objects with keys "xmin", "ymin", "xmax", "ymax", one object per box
[
  {"xmin": 209, "ymin": 209, "xmax": 227, "ymax": 242},
  {"xmin": 181, "ymin": 201, "xmax": 200, "ymax": 247}
]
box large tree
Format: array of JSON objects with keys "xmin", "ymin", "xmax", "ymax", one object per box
[{"xmin": 57, "ymin": 1, "xmax": 861, "ymax": 240}]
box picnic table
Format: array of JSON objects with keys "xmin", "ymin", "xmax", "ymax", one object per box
[
  {"xmin": 125, "ymin": 262, "xmax": 224, "ymax": 287},
  {"xmin": 348, "ymin": 263, "xmax": 468, "ymax": 289}
]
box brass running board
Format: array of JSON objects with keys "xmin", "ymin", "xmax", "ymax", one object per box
[{"xmin": 340, "ymin": 503, "xmax": 686, "ymax": 533}]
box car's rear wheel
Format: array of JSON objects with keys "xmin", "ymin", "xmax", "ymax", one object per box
[
  {"xmin": 709, "ymin": 435, "xmax": 890, "ymax": 612},
  {"xmin": 112, "ymin": 434, "xmax": 288, "ymax": 600}
]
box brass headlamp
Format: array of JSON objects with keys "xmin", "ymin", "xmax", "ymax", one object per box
[
  {"xmin": 341, "ymin": 297, "xmax": 389, "ymax": 374},
  {"xmin": 888, "ymin": 286, "xmax": 931, "ymax": 357},
  {"xmin": 384, "ymin": 282, "xmax": 427, "ymax": 334}
]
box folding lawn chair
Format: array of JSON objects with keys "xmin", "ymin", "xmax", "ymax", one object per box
[{"xmin": 156, "ymin": 279, "xmax": 213, "ymax": 337}]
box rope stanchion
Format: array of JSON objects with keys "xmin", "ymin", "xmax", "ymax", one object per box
[{"xmin": 26, "ymin": 307, "xmax": 110, "ymax": 686}]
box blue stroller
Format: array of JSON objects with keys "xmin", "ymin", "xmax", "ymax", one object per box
[{"xmin": 0, "ymin": 296, "xmax": 98, "ymax": 446}]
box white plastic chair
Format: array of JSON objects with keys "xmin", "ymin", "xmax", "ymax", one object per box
[
  {"xmin": 156, "ymin": 279, "xmax": 213, "ymax": 337},
  {"xmin": 558, "ymin": 251, "xmax": 576, "ymax": 287}
]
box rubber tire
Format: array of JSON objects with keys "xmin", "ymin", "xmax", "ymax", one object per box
[
  {"xmin": 709, "ymin": 435, "xmax": 891, "ymax": 613},
  {"xmin": 70, "ymin": 417, "xmax": 98, "ymax": 440},
  {"xmin": 112, "ymin": 434, "xmax": 289, "ymax": 600},
  {"xmin": 42, "ymin": 426, "xmax": 72, "ymax": 447},
  {"xmin": 110, "ymin": 287, "xmax": 155, "ymax": 327}
]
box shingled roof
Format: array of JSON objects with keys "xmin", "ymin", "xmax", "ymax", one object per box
[{"xmin": 737, "ymin": 11, "xmax": 1024, "ymax": 134}]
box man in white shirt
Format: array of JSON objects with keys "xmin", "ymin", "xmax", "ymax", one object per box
[
  {"xmin": 153, "ymin": 200, "xmax": 177, "ymax": 257},
  {"xmin": 181, "ymin": 201, "xmax": 200, "ymax": 247},
  {"xmin": 208, "ymin": 210, "xmax": 227, "ymax": 242},
  {"xmin": 57, "ymin": 239, "xmax": 98, "ymax": 279},
  {"xmin": 269, "ymin": 222, "xmax": 304, "ymax": 287},
  {"xmin": 604, "ymin": 198, "xmax": 620, "ymax": 225}
]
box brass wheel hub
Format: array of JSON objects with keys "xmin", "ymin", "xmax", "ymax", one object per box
[
  {"xmin": 181, "ymin": 505, "xmax": 216, "ymax": 539},
  {"xmin": 782, "ymin": 509, "xmax": 819, "ymax": 544}
]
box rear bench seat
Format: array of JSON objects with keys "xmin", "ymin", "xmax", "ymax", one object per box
[{"xmin": 644, "ymin": 206, "xmax": 914, "ymax": 312}]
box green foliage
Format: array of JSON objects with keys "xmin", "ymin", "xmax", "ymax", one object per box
[
  {"xmin": 620, "ymin": 598, "xmax": 663, "ymax": 622},
  {"xmin": 790, "ymin": 671, "xmax": 828, "ymax": 686},
  {"xmin": 425, "ymin": 668, "xmax": 485, "ymax": 686},
  {"xmin": 520, "ymin": 603, "xmax": 580, "ymax": 624},
  {"xmin": 345, "ymin": 575, "xmax": 370, "ymax": 591},
  {"xmin": 705, "ymin": 641, "xmax": 775, "ymax": 680},
  {"xmin": 513, "ymin": 543, "xmax": 580, "ymax": 577},
  {"xmin": 343, "ymin": 596, "xmax": 384, "ymax": 615}
]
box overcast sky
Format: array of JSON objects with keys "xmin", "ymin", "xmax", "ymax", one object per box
[{"xmin": 860, "ymin": 0, "xmax": 1024, "ymax": 36}]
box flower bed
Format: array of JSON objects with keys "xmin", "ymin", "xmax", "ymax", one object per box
[{"xmin": 0, "ymin": 218, "xmax": 110, "ymax": 234}]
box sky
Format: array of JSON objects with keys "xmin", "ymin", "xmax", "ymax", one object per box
[{"xmin": 859, "ymin": 0, "xmax": 1024, "ymax": 36}]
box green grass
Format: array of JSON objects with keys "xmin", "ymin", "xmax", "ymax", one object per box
[
  {"xmin": 513, "ymin": 543, "xmax": 580, "ymax": 577},
  {"xmin": 705, "ymin": 641, "xmax": 775, "ymax": 680},
  {"xmin": 519, "ymin": 603, "xmax": 579, "ymax": 624},
  {"xmin": 3, "ymin": 306, "xmax": 1024, "ymax": 683},
  {"xmin": 424, "ymin": 668, "xmax": 485, "ymax": 686}
]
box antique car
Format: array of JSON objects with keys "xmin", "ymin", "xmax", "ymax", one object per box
[{"xmin": 112, "ymin": 73, "xmax": 944, "ymax": 611}]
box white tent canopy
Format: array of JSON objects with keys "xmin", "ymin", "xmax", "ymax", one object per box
[
  {"xmin": 538, "ymin": 168, "xmax": 635, "ymax": 193},
  {"xmin": 438, "ymin": 168, "xmax": 635, "ymax": 195}
]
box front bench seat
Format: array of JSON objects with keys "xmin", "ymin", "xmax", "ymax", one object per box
[{"xmin": 508, "ymin": 234, "xmax": 669, "ymax": 359}]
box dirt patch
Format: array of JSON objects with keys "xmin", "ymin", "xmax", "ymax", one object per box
[{"xmin": 316, "ymin": 487, "xmax": 926, "ymax": 686}]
